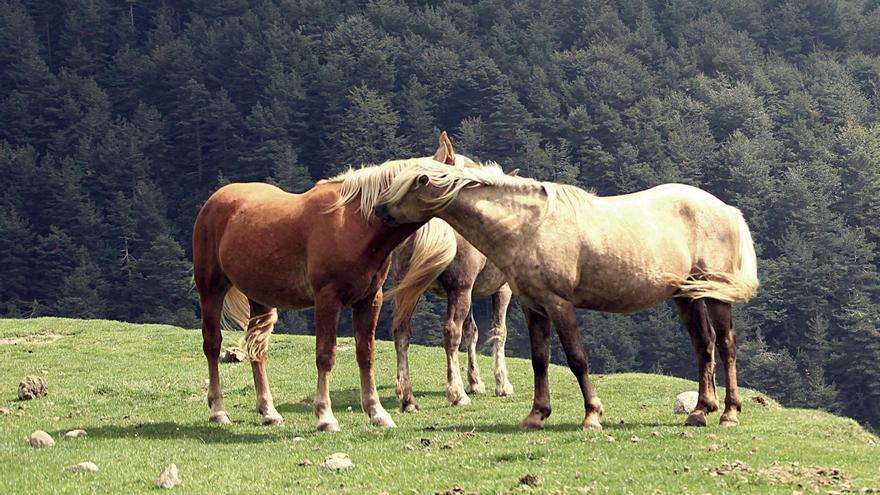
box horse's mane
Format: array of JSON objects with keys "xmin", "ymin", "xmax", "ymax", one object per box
[
  {"xmin": 322, "ymin": 157, "xmax": 442, "ymax": 219},
  {"xmin": 379, "ymin": 161, "xmax": 594, "ymax": 214}
]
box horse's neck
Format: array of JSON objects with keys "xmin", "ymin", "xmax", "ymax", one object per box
[
  {"xmin": 437, "ymin": 183, "xmax": 546, "ymax": 269},
  {"xmin": 368, "ymin": 221, "xmax": 422, "ymax": 260}
]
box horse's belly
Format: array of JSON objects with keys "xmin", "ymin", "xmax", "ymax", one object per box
[
  {"xmin": 218, "ymin": 241, "xmax": 314, "ymax": 309},
  {"xmin": 572, "ymin": 284, "xmax": 675, "ymax": 313}
]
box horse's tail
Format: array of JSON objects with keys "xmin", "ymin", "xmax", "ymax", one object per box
[
  {"xmin": 387, "ymin": 218, "xmax": 457, "ymax": 330},
  {"xmin": 221, "ymin": 286, "xmax": 278, "ymax": 361},
  {"xmin": 670, "ymin": 209, "xmax": 759, "ymax": 303}
]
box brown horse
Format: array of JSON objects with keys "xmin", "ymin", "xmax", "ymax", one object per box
[
  {"xmin": 390, "ymin": 222, "xmax": 515, "ymax": 411},
  {"xmin": 192, "ymin": 136, "xmax": 459, "ymax": 431},
  {"xmin": 374, "ymin": 161, "xmax": 759, "ymax": 430}
]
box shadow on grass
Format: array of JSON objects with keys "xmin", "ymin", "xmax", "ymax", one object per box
[
  {"xmin": 437, "ymin": 419, "xmax": 683, "ymax": 434},
  {"xmin": 78, "ymin": 422, "xmax": 281, "ymax": 444},
  {"xmin": 275, "ymin": 387, "xmax": 447, "ymax": 415}
]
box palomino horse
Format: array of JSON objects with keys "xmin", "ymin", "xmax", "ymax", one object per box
[
  {"xmin": 390, "ymin": 223, "xmax": 515, "ymax": 411},
  {"xmin": 373, "ymin": 162, "xmax": 759, "ymax": 430},
  {"xmin": 191, "ymin": 138, "xmax": 460, "ymax": 431}
]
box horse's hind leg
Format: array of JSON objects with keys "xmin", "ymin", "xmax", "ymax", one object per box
[
  {"xmin": 463, "ymin": 310, "xmax": 486, "ymax": 394},
  {"xmin": 353, "ymin": 291, "xmax": 395, "ymax": 427},
  {"xmin": 443, "ymin": 287, "xmax": 473, "ymax": 406},
  {"xmin": 675, "ymin": 299, "xmax": 719, "ymax": 427},
  {"xmin": 490, "ymin": 284, "xmax": 514, "ymax": 397},
  {"xmin": 392, "ymin": 305, "xmax": 419, "ymax": 412},
  {"xmin": 547, "ymin": 298, "xmax": 604, "ymax": 431},
  {"xmin": 313, "ymin": 290, "xmax": 342, "ymax": 432},
  {"xmin": 200, "ymin": 291, "xmax": 231, "ymax": 424},
  {"xmin": 248, "ymin": 300, "xmax": 283, "ymax": 426},
  {"xmin": 706, "ymin": 299, "xmax": 742, "ymax": 426}
]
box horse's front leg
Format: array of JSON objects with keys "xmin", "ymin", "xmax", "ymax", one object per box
[
  {"xmin": 392, "ymin": 307, "xmax": 419, "ymax": 412},
  {"xmin": 443, "ymin": 288, "xmax": 473, "ymax": 405},
  {"xmin": 675, "ymin": 299, "xmax": 719, "ymax": 427},
  {"xmin": 490, "ymin": 284, "xmax": 514, "ymax": 397},
  {"xmin": 247, "ymin": 301, "xmax": 283, "ymax": 426},
  {"xmin": 314, "ymin": 292, "xmax": 342, "ymax": 432},
  {"xmin": 353, "ymin": 291, "xmax": 395, "ymax": 427},
  {"xmin": 547, "ymin": 298, "xmax": 604, "ymax": 431},
  {"xmin": 521, "ymin": 306, "xmax": 552, "ymax": 429},
  {"xmin": 463, "ymin": 310, "xmax": 486, "ymax": 394}
]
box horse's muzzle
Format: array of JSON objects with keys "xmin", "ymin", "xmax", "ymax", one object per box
[{"xmin": 373, "ymin": 204, "xmax": 399, "ymax": 226}]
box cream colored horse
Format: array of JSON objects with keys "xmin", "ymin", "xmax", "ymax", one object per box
[{"xmin": 373, "ymin": 162, "xmax": 759, "ymax": 430}]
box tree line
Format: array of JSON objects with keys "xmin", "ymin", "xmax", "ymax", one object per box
[{"xmin": 1, "ymin": 0, "xmax": 879, "ymax": 430}]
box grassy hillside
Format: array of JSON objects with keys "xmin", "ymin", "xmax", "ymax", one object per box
[{"xmin": 1, "ymin": 318, "xmax": 877, "ymax": 494}]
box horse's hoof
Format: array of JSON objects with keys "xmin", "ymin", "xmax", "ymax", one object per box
[
  {"xmin": 582, "ymin": 415, "xmax": 603, "ymax": 431},
  {"xmin": 371, "ymin": 413, "xmax": 396, "ymax": 428},
  {"xmin": 719, "ymin": 414, "xmax": 739, "ymax": 427},
  {"xmin": 262, "ymin": 415, "xmax": 284, "ymax": 426},
  {"xmin": 451, "ymin": 394, "xmax": 472, "ymax": 406},
  {"xmin": 520, "ymin": 413, "xmax": 545, "ymax": 430},
  {"xmin": 401, "ymin": 402, "xmax": 420, "ymax": 413},
  {"xmin": 209, "ymin": 412, "xmax": 232, "ymax": 425},
  {"xmin": 466, "ymin": 381, "xmax": 486, "ymax": 395},
  {"xmin": 317, "ymin": 420, "xmax": 340, "ymax": 432},
  {"xmin": 685, "ymin": 411, "xmax": 708, "ymax": 427},
  {"xmin": 495, "ymin": 382, "xmax": 514, "ymax": 397}
]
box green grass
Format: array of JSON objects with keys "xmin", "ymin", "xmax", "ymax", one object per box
[{"xmin": 1, "ymin": 318, "xmax": 877, "ymax": 494}]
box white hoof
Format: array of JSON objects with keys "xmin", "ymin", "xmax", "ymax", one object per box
[{"xmin": 209, "ymin": 411, "xmax": 232, "ymax": 425}]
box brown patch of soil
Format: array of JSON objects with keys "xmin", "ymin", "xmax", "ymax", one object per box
[
  {"xmin": 705, "ymin": 460, "xmax": 854, "ymax": 493},
  {"xmin": 0, "ymin": 333, "xmax": 64, "ymax": 345}
]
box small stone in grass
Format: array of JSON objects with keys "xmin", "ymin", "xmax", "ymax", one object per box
[
  {"xmin": 296, "ymin": 459, "xmax": 313, "ymax": 466},
  {"xmin": 320, "ymin": 453, "xmax": 353, "ymax": 471},
  {"xmin": 605, "ymin": 435, "xmax": 615, "ymax": 443},
  {"xmin": 156, "ymin": 464, "xmax": 181, "ymax": 489},
  {"xmin": 65, "ymin": 462, "xmax": 99, "ymax": 473},
  {"xmin": 292, "ymin": 436, "xmax": 305, "ymax": 442},
  {"xmin": 630, "ymin": 435, "xmax": 640, "ymax": 443},
  {"xmin": 0, "ymin": 407, "xmax": 10, "ymax": 415},
  {"xmin": 708, "ymin": 444, "xmax": 720, "ymax": 452},
  {"xmin": 29, "ymin": 431, "xmax": 54, "ymax": 448},
  {"xmin": 65, "ymin": 429, "xmax": 87, "ymax": 438},
  {"xmin": 219, "ymin": 347, "xmax": 247, "ymax": 363},
  {"xmin": 18, "ymin": 376, "xmax": 48, "ymax": 401}
]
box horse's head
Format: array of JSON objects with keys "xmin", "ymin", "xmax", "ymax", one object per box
[{"xmin": 374, "ymin": 161, "xmax": 516, "ymax": 225}]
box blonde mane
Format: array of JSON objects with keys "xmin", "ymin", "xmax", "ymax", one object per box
[{"xmin": 378, "ymin": 161, "xmax": 594, "ymax": 214}]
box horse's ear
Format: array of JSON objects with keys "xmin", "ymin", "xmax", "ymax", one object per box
[
  {"xmin": 432, "ymin": 131, "xmax": 456, "ymax": 165},
  {"xmin": 506, "ymin": 168, "xmax": 520, "ymax": 177}
]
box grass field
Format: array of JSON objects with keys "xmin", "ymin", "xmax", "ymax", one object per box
[{"xmin": 1, "ymin": 317, "xmax": 877, "ymax": 494}]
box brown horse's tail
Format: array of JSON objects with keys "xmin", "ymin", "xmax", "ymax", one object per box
[
  {"xmin": 221, "ymin": 286, "xmax": 278, "ymax": 361},
  {"xmin": 387, "ymin": 218, "xmax": 458, "ymax": 330},
  {"xmin": 670, "ymin": 209, "xmax": 760, "ymax": 303}
]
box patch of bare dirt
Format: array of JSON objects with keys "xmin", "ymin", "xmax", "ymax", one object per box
[
  {"xmin": 705, "ymin": 460, "xmax": 856, "ymax": 493},
  {"xmin": 0, "ymin": 333, "xmax": 63, "ymax": 345}
]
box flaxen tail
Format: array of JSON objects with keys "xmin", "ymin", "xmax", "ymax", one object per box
[
  {"xmin": 220, "ymin": 286, "xmax": 278, "ymax": 361},
  {"xmin": 670, "ymin": 209, "xmax": 759, "ymax": 303},
  {"xmin": 387, "ymin": 218, "xmax": 457, "ymax": 330}
]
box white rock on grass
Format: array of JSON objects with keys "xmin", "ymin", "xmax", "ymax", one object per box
[
  {"xmin": 65, "ymin": 429, "xmax": 87, "ymax": 438},
  {"xmin": 65, "ymin": 462, "xmax": 99, "ymax": 473},
  {"xmin": 29, "ymin": 431, "xmax": 55, "ymax": 448},
  {"xmin": 673, "ymin": 391, "xmax": 699, "ymax": 414},
  {"xmin": 320, "ymin": 453, "xmax": 354, "ymax": 471},
  {"xmin": 156, "ymin": 464, "xmax": 181, "ymax": 489}
]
